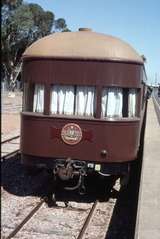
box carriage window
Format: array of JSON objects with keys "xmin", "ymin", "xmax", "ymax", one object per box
[
  {"xmin": 50, "ymin": 85, "xmax": 96, "ymax": 117},
  {"xmin": 101, "ymin": 87, "xmax": 138, "ymax": 119},
  {"xmin": 128, "ymin": 89, "xmax": 137, "ymax": 117},
  {"xmin": 101, "ymin": 88, "xmax": 123, "ymax": 118},
  {"xmin": 33, "ymin": 84, "xmax": 44, "ymax": 113},
  {"xmin": 75, "ymin": 86, "xmax": 95, "ymax": 116},
  {"xmin": 51, "ymin": 85, "xmax": 74, "ymax": 115}
]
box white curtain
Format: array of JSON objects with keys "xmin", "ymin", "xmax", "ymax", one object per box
[
  {"xmin": 75, "ymin": 86, "xmax": 95, "ymax": 116},
  {"xmin": 33, "ymin": 84, "xmax": 44, "ymax": 113},
  {"xmin": 101, "ymin": 88, "xmax": 108, "ymax": 117},
  {"xmin": 101, "ymin": 88, "xmax": 123, "ymax": 118},
  {"xmin": 51, "ymin": 85, "xmax": 74, "ymax": 115},
  {"xmin": 51, "ymin": 85, "xmax": 95, "ymax": 117},
  {"xmin": 128, "ymin": 89, "xmax": 136, "ymax": 117}
]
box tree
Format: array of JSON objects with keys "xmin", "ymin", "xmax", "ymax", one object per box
[
  {"xmin": 2, "ymin": 0, "xmax": 23, "ymax": 9},
  {"xmin": 28, "ymin": 4, "xmax": 55, "ymax": 38},
  {"xmin": 2, "ymin": 1, "xmax": 70, "ymax": 91},
  {"xmin": 55, "ymin": 18, "xmax": 71, "ymax": 32},
  {"xmin": 2, "ymin": 2, "xmax": 35, "ymax": 89}
]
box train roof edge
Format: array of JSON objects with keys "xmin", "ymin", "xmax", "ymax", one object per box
[{"xmin": 23, "ymin": 29, "xmax": 144, "ymax": 64}]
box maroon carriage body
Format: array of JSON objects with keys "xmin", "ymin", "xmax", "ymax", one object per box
[{"xmin": 20, "ymin": 29, "xmax": 147, "ymax": 175}]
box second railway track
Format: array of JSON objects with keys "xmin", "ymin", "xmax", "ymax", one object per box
[
  {"xmin": 2, "ymin": 135, "xmax": 20, "ymax": 145},
  {"xmin": 1, "ymin": 135, "xmax": 20, "ymax": 161}
]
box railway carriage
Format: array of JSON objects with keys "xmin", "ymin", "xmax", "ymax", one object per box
[{"xmin": 21, "ymin": 28, "xmax": 148, "ymax": 191}]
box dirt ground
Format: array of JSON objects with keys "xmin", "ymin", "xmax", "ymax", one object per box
[
  {"xmin": 1, "ymin": 92, "xmax": 22, "ymax": 137},
  {"xmin": 2, "ymin": 114, "xmax": 20, "ymax": 135}
]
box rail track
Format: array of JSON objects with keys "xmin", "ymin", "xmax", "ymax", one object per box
[
  {"xmin": 1, "ymin": 135, "xmax": 20, "ymax": 145},
  {"xmin": 77, "ymin": 200, "xmax": 99, "ymax": 239},
  {"xmin": 4, "ymin": 197, "xmax": 93, "ymax": 239},
  {"xmin": 2, "ymin": 165, "xmax": 140, "ymax": 239},
  {"xmin": 5, "ymin": 197, "xmax": 117, "ymax": 239},
  {"xmin": 1, "ymin": 135, "xmax": 20, "ymax": 161}
]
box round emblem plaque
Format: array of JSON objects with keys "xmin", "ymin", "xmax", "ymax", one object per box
[{"xmin": 61, "ymin": 123, "xmax": 82, "ymax": 145}]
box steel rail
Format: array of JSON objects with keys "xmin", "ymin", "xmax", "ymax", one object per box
[
  {"xmin": 1, "ymin": 135, "xmax": 20, "ymax": 145},
  {"xmin": 1, "ymin": 149, "xmax": 20, "ymax": 161},
  {"xmin": 6, "ymin": 198, "xmax": 45, "ymax": 239},
  {"xmin": 77, "ymin": 200, "xmax": 98, "ymax": 239}
]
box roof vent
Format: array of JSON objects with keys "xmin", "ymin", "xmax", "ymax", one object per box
[{"xmin": 78, "ymin": 28, "xmax": 92, "ymax": 32}]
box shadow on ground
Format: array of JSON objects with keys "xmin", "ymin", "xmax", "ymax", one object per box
[
  {"xmin": 1, "ymin": 154, "xmax": 142, "ymax": 239},
  {"xmin": 105, "ymin": 160, "xmax": 141, "ymax": 239},
  {"xmin": 1, "ymin": 100, "xmax": 147, "ymax": 239},
  {"xmin": 1, "ymin": 154, "xmax": 118, "ymax": 203}
]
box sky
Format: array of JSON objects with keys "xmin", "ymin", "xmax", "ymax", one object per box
[{"xmin": 26, "ymin": 0, "xmax": 160, "ymax": 85}]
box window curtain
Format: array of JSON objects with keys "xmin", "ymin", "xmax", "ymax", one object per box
[
  {"xmin": 75, "ymin": 86, "xmax": 95, "ymax": 116},
  {"xmin": 101, "ymin": 88, "xmax": 108, "ymax": 117},
  {"xmin": 51, "ymin": 85, "xmax": 74, "ymax": 115},
  {"xmin": 128, "ymin": 89, "xmax": 136, "ymax": 117},
  {"xmin": 51, "ymin": 85, "xmax": 95, "ymax": 117},
  {"xmin": 33, "ymin": 84, "xmax": 44, "ymax": 113},
  {"xmin": 101, "ymin": 88, "xmax": 123, "ymax": 118}
]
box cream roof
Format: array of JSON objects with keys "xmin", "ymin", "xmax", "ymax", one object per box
[{"xmin": 23, "ymin": 30, "xmax": 143, "ymax": 63}]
